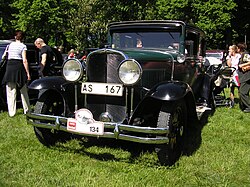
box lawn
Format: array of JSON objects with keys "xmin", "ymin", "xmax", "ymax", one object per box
[{"xmin": 0, "ymin": 104, "xmax": 249, "ymax": 187}]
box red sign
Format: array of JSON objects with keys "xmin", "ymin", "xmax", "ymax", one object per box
[{"xmin": 68, "ymin": 121, "xmax": 76, "ymax": 130}]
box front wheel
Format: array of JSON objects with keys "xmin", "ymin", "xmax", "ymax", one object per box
[
  {"xmin": 155, "ymin": 99, "xmax": 187, "ymax": 166},
  {"xmin": 34, "ymin": 92, "xmax": 71, "ymax": 146}
]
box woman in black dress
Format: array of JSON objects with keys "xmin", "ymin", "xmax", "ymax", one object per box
[{"xmin": 2, "ymin": 30, "xmax": 31, "ymax": 117}]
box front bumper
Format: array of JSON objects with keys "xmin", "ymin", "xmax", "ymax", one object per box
[{"xmin": 26, "ymin": 112, "xmax": 169, "ymax": 145}]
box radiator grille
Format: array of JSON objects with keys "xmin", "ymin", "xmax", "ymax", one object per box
[{"xmin": 86, "ymin": 51, "xmax": 126, "ymax": 122}]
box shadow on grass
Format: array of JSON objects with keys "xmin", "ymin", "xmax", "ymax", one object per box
[
  {"xmin": 55, "ymin": 136, "xmax": 158, "ymax": 165},
  {"xmin": 51, "ymin": 111, "xmax": 212, "ymax": 167},
  {"xmin": 182, "ymin": 110, "xmax": 213, "ymax": 157}
]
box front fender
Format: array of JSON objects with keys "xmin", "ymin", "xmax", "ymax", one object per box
[
  {"xmin": 129, "ymin": 81, "xmax": 197, "ymax": 126},
  {"xmin": 28, "ymin": 76, "xmax": 68, "ymax": 91},
  {"xmin": 146, "ymin": 81, "xmax": 192, "ymax": 101}
]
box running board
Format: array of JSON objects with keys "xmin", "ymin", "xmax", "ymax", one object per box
[{"xmin": 196, "ymin": 106, "xmax": 212, "ymax": 120}]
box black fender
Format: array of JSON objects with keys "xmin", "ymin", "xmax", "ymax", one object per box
[
  {"xmin": 28, "ymin": 76, "xmax": 68, "ymax": 91},
  {"xmin": 146, "ymin": 81, "xmax": 192, "ymax": 101},
  {"xmin": 129, "ymin": 81, "xmax": 198, "ymax": 126},
  {"xmin": 29, "ymin": 76, "xmax": 79, "ymax": 114}
]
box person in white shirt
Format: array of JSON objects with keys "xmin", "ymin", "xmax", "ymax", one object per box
[
  {"xmin": 2, "ymin": 30, "xmax": 31, "ymax": 117},
  {"xmin": 226, "ymin": 45, "xmax": 241, "ymax": 107}
]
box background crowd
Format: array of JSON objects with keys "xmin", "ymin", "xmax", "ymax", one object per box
[
  {"xmin": 1, "ymin": 30, "xmax": 250, "ymax": 117},
  {"xmin": 225, "ymin": 43, "xmax": 250, "ymax": 112}
]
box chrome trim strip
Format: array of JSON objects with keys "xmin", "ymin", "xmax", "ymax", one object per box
[
  {"xmin": 27, "ymin": 112, "xmax": 169, "ymax": 144},
  {"xmin": 87, "ymin": 48, "xmax": 128, "ymax": 62}
]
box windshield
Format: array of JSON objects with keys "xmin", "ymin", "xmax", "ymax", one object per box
[{"xmin": 111, "ymin": 31, "xmax": 181, "ymax": 50}]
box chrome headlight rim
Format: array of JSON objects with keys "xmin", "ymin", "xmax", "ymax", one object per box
[
  {"xmin": 62, "ymin": 59, "xmax": 84, "ymax": 82},
  {"xmin": 177, "ymin": 53, "xmax": 185, "ymax": 63},
  {"xmin": 118, "ymin": 59, "xmax": 142, "ymax": 86}
]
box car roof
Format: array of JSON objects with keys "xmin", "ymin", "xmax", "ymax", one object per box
[
  {"xmin": 108, "ymin": 20, "xmax": 204, "ymax": 34},
  {"xmin": 0, "ymin": 40, "xmax": 35, "ymax": 48},
  {"xmin": 0, "ymin": 40, "xmax": 34, "ymax": 45},
  {"xmin": 109, "ymin": 20, "xmax": 186, "ymax": 26},
  {"xmin": 206, "ymin": 50, "xmax": 225, "ymax": 53},
  {"xmin": 0, "ymin": 40, "xmax": 13, "ymax": 46}
]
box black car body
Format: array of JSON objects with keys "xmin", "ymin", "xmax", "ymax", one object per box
[
  {"xmin": 0, "ymin": 40, "xmax": 63, "ymax": 110},
  {"xmin": 27, "ymin": 20, "xmax": 215, "ymax": 166}
]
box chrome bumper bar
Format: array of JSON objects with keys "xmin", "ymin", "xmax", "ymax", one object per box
[{"xmin": 26, "ymin": 112, "xmax": 169, "ymax": 144}]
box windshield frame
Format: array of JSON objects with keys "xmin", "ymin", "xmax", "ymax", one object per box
[{"xmin": 109, "ymin": 27, "xmax": 183, "ymax": 51}]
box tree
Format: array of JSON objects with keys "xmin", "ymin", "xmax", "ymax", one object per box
[
  {"xmin": 0, "ymin": 0, "xmax": 16, "ymax": 39},
  {"xmin": 232, "ymin": 0, "xmax": 250, "ymax": 46},
  {"xmin": 0, "ymin": 0, "xmax": 248, "ymax": 50},
  {"xmin": 151, "ymin": 0, "xmax": 236, "ymax": 49},
  {"xmin": 193, "ymin": 0, "xmax": 237, "ymax": 49},
  {"xmin": 66, "ymin": 0, "xmax": 157, "ymax": 50},
  {"xmin": 11, "ymin": 0, "xmax": 74, "ymax": 46}
]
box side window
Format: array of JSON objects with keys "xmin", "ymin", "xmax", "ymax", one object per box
[
  {"xmin": 26, "ymin": 45, "xmax": 39, "ymax": 65},
  {"xmin": 51, "ymin": 48, "xmax": 63, "ymax": 65},
  {"xmin": 0, "ymin": 46, "xmax": 6, "ymax": 60},
  {"xmin": 185, "ymin": 40, "xmax": 194, "ymax": 56},
  {"xmin": 111, "ymin": 33, "xmax": 121, "ymax": 48},
  {"xmin": 199, "ymin": 37, "xmax": 206, "ymax": 57},
  {"xmin": 185, "ymin": 31, "xmax": 199, "ymax": 57}
]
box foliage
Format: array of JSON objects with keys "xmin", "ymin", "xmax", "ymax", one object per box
[
  {"xmin": 154, "ymin": 0, "xmax": 192, "ymax": 20},
  {"xmin": 66, "ymin": 0, "xmax": 108, "ymax": 49},
  {"xmin": 10, "ymin": 0, "xmax": 74, "ymax": 46},
  {"xmin": 0, "ymin": 0, "xmax": 16, "ymax": 39},
  {"xmin": 67, "ymin": 0, "xmax": 157, "ymax": 50},
  {"xmin": 193, "ymin": 0, "xmax": 237, "ymax": 49},
  {"xmin": 153, "ymin": 0, "xmax": 237, "ymax": 49},
  {"xmin": 0, "ymin": 0, "xmax": 248, "ymax": 51},
  {"xmin": 231, "ymin": 0, "xmax": 250, "ymax": 44}
]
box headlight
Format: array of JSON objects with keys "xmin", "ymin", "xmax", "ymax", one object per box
[
  {"xmin": 118, "ymin": 59, "xmax": 142, "ymax": 85},
  {"xmin": 177, "ymin": 53, "xmax": 185, "ymax": 63},
  {"xmin": 62, "ymin": 59, "xmax": 83, "ymax": 82}
]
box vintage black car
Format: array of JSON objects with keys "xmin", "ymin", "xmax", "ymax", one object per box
[
  {"xmin": 0, "ymin": 40, "xmax": 63, "ymax": 110},
  {"xmin": 27, "ymin": 20, "xmax": 215, "ymax": 166}
]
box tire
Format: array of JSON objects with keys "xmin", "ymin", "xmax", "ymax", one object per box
[
  {"xmin": 209, "ymin": 91, "xmax": 216, "ymax": 110},
  {"xmin": 239, "ymin": 99, "xmax": 246, "ymax": 111},
  {"xmin": 0, "ymin": 96, "xmax": 7, "ymax": 111},
  {"xmin": 155, "ymin": 99, "xmax": 187, "ymax": 166},
  {"xmin": 34, "ymin": 92, "xmax": 70, "ymax": 147}
]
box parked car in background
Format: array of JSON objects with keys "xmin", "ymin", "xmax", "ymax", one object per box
[
  {"xmin": 27, "ymin": 20, "xmax": 217, "ymax": 166},
  {"xmin": 0, "ymin": 40, "xmax": 63, "ymax": 110},
  {"xmin": 205, "ymin": 50, "xmax": 226, "ymax": 66}
]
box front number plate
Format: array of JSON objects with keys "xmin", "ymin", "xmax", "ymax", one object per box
[
  {"xmin": 67, "ymin": 118, "xmax": 104, "ymax": 135},
  {"xmin": 81, "ymin": 82, "xmax": 123, "ymax": 96}
]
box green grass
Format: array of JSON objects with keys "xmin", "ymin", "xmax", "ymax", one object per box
[{"xmin": 0, "ymin": 104, "xmax": 250, "ymax": 187}]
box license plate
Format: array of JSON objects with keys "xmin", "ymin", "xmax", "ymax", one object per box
[
  {"xmin": 81, "ymin": 82, "xmax": 123, "ymax": 96},
  {"xmin": 67, "ymin": 118, "xmax": 104, "ymax": 135}
]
